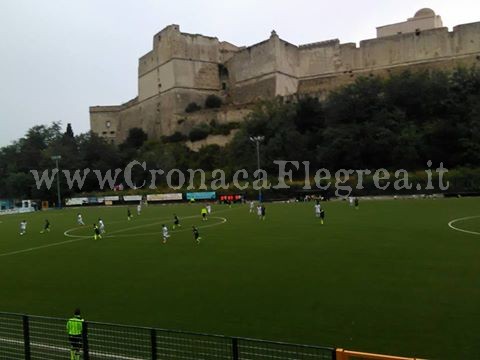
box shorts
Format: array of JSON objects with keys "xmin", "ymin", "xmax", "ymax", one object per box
[{"xmin": 69, "ymin": 335, "xmax": 82, "ymax": 350}]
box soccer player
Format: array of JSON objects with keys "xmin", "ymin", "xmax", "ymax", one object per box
[
  {"xmin": 19, "ymin": 220, "xmax": 27, "ymax": 236},
  {"xmin": 192, "ymin": 225, "xmax": 201, "ymax": 244},
  {"xmin": 40, "ymin": 219, "xmax": 50, "ymax": 233},
  {"xmin": 261, "ymin": 204, "xmax": 266, "ymax": 220},
  {"xmin": 162, "ymin": 224, "xmax": 170, "ymax": 243},
  {"xmin": 206, "ymin": 203, "xmax": 212, "ymax": 214},
  {"xmin": 256, "ymin": 205, "xmax": 262, "ymax": 219},
  {"xmin": 314, "ymin": 202, "xmax": 322, "ymax": 218},
  {"xmin": 354, "ymin": 197, "xmax": 359, "ymax": 210},
  {"xmin": 98, "ymin": 218, "xmax": 106, "ymax": 234},
  {"xmin": 320, "ymin": 208, "xmax": 325, "ymax": 225},
  {"xmin": 127, "ymin": 208, "xmax": 132, "ymax": 221},
  {"xmin": 173, "ymin": 214, "xmax": 181, "ymax": 229},
  {"xmin": 77, "ymin": 213, "xmax": 85, "ymax": 226},
  {"xmin": 66, "ymin": 309, "xmax": 84, "ymax": 360},
  {"xmin": 249, "ymin": 200, "xmax": 255, "ymax": 213},
  {"xmin": 93, "ymin": 223, "xmax": 102, "ymax": 240},
  {"xmin": 137, "ymin": 203, "xmax": 142, "ymax": 216},
  {"xmin": 201, "ymin": 207, "xmax": 208, "ymax": 221}
]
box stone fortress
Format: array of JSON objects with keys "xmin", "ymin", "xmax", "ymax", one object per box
[{"xmin": 90, "ymin": 9, "xmax": 480, "ymax": 148}]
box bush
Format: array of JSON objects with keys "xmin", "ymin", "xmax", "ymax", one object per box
[
  {"xmin": 210, "ymin": 122, "xmax": 241, "ymax": 135},
  {"xmin": 162, "ymin": 131, "xmax": 188, "ymax": 143},
  {"xmin": 189, "ymin": 125, "xmax": 210, "ymax": 142},
  {"xmin": 205, "ymin": 95, "xmax": 223, "ymax": 109},
  {"xmin": 185, "ymin": 102, "xmax": 201, "ymax": 113}
]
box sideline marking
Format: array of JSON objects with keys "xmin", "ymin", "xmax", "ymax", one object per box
[{"xmin": 448, "ymin": 215, "xmax": 480, "ymax": 236}]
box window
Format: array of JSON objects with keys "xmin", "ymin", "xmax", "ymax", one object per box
[
  {"xmin": 110, "ymin": 131, "xmax": 115, "ymax": 135},
  {"xmin": 106, "ymin": 120, "xmax": 111, "ymax": 128}
]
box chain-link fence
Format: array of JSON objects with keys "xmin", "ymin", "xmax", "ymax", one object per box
[{"xmin": 0, "ymin": 312, "xmax": 335, "ymax": 360}]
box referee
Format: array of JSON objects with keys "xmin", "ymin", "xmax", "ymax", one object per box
[{"xmin": 66, "ymin": 309, "xmax": 84, "ymax": 360}]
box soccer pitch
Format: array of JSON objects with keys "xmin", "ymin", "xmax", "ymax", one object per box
[{"xmin": 1, "ymin": 198, "xmax": 480, "ymax": 359}]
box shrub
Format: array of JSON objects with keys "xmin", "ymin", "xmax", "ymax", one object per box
[
  {"xmin": 185, "ymin": 102, "xmax": 202, "ymax": 113},
  {"xmin": 205, "ymin": 95, "xmax": 223, "ymax": 109},
  {"xmin": 189, "ymin": 125, "xmax": 210, "ymax": 142},
  {"xmin": 162, "ymin": 131, "xmax": 188, "ymax": 143}
]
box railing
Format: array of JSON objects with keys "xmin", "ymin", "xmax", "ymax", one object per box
[{"xmin": 0, "ymin": 312, "xmax": 335, "ymax": 360}]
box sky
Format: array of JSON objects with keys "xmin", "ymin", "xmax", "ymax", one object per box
[{"xmin": 0, "ymin": 0, "xmax": 479, "ymax": 146}]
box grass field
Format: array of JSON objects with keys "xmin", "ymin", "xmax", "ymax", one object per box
[{"xmin": 1, "ymin": 198, "xmax": 480, "ymax": 359}]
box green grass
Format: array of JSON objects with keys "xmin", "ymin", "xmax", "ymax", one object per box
[{"xmin": 1, "ymin": 198, "xmax": 480, "ymax": 359}]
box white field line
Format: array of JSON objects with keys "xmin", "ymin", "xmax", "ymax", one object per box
[
  {"xmin": 0, "ymin": 207, "xmax": 238, "ymax": 257},
  {"xmin": 0, "ymin": 336, "xmax": 145, "ymax": 360},
  {"xmin": 448, "ymin": 215, "xmax": 480, "ymax": 236},
  {"xmin": 0, "ymin": 238, "xmax": 85, "ymax": 258}
]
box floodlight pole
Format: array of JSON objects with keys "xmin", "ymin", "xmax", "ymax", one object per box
[
  {"xmin": 250, "ymin": 136, "xmax": 264, "ymax": 202},
  {"xmin": 51, "ymin": 155, "xmax": 62, "ymax": 208}
]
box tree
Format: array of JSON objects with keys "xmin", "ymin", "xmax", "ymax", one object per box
[
  {"xmin": 65, "ymin": 123, "xmax": 74, "ymax": 138},
  {"xmin": 205, "ymin": 95, "xmax": 223, "ymax": 109},
  {"xmin": 122, "ymin": 128, "xmax": 148, "ymax": 149}
]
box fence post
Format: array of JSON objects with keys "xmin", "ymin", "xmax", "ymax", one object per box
[
  {"xmin": 22, "ymin": 315, "xmax": 31, "ymax": 360},
  {"xmin": 150, "ymin": 328, "xmax": 157, "ymax": 360},
  {"xmin": 82, "ymin": 321, "xmax": 90, "ymax": 360},
  {"xmin": 232, "ymin": 337, "xmax": 239, "ymax": 360}
]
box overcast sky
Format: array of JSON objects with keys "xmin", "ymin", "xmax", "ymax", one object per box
[{"xmin": 0, "ymin": 0, "xmax": 479, "ymax": 146}]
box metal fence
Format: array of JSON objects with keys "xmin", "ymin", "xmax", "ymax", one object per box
[{"xmin": 0, "ymin": 312, "xmax": 335, "ymax": 360}]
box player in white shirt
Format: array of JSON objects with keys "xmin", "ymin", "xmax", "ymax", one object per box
[
  {"xmin": 314, "ymin": 203, "xmax": 322, "ymax": 218},
  {"xmin": 19, "ymin": 220, "xmax": 27, "ymax": 235},
  {"xmin": 257, "ymin": 205, "xmax": 262, "ymax": 219},
  {"xmin": 206, "ymin": 204, "xmax": 212, "ymax": 214},
  {"xmin": 98, "ymin": 218, "xmax": 106, "ymax": 234},
  {"xmin": 137, "ymin": 204, "xmax": 142, "ymax": 216},
  {"xmin": 249, "ymin": 201, "xmax": 255, "ymax": 213},
  {"xmin": 77, "ymin": 213, "xmax": 85, "ymax": 226},
  {"xmin": 162, "ymin": 224, "xmax": 170, "ymax": 243}
]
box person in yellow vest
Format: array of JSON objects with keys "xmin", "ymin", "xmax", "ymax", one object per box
[
  {"xmin": 201, "ymin": 207, "xmax": 208, "ymax": 221},
  {"xmin": 66, "ymin": 308, "xmax": 84, "ymax": 360}
]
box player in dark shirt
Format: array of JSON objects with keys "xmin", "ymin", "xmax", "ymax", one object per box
[
  {"xmin": 40, "ymin": 219, "xmax": 51, "ymax": 233},
  {"xmin": 173, "ymin": 214, "xmax": 181, "ymax": 229},
  {"xmin": 192, "ymin": 226, "xmax": 202, "ymax": 244}
]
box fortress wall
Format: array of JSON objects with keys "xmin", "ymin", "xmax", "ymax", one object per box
[
  {"xmin": 275, "ymin": 39, "xmax": 299, "ymax": 76},
  {"xmin": 452, "ymin": 22, "xmax": 480, "ymax": 54},
  {"xmin": 173, "ymin": 60, "xmax": 220, "ymax": 90},
  {"xmin": 89, "ymin": 108, "xmax": 121, "ymax": 144},
  {"xmin": 230, "ymin": 75, "xmax": 277, "ymax": 104},
  {"xmin": 297, "ymin": 53, "xmax": 480, "ymax": 97},
  {"xmin": 299, "ymin": 40, "xmax": 342, "ymax": 77},
  {"xmin": 298, "ymin": 22, "xmax": 480, "ymax": 81},
  {"xmin": 276, "ymin": 73, "xmax": 298, "ymax": 97},
  {"xmin": 139, "ymin": 26, "xmax": 223, "ymax": 102},
  {"xmin": 138, "ymin": 51, "xmax": 157, "ymax": 75},
  {"xmin": 358, "ymin": 28, "xmax": 452, "ymax": 68},
  {"xmin": 227, "ymin": 39, "xmax": 276, "ymax": 84}
]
